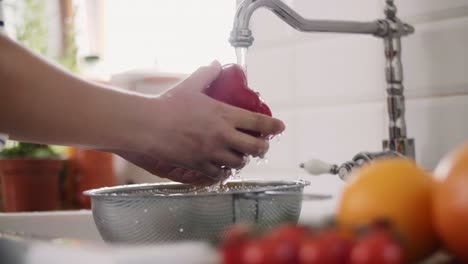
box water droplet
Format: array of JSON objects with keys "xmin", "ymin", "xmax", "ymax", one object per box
[
  {"xmin": 143, "ymin": 209, "xmax": 148, "ymax": 213},
  {"xmin": 179, "ymin": 228, "xmax": 184, "ymax": 233},
  {"xmin": 230, "ymin": 168, "xmax": 242, "ymax": 180},
  {"xmin": 206, "ymin": 181, "xmax": 223, "ymax": 192},
  {"xmin": 243, "ymin": 155, "xmax": 251, "ymax": 166},
  {"xmin": 135, "ymin": 220, "xmax": 139, "ymax": 224},
  {"xmin": 256, "ymin": 157, "xmax": 268, "ymax": 165},
  {"xmin": 275, "ymin": 132, "xmax": 284, "ymax": 144}
]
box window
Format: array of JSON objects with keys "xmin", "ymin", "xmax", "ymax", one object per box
[{"xmin": 77, "ymin": 0, "xmax": 237, "ymax": 74}]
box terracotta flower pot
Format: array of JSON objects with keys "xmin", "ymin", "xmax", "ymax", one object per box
[
  {"xmin": 69, "ymin": 148, "xmax": 116, "ymax": 209},
  {"xmin": 0, "ymin": 159, "xmax": 63, "ymax": 212}
]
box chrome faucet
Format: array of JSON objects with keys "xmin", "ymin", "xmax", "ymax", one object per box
[{"xmin": 230, "ymin": 0, "xmax": 415, "ymax": 179}]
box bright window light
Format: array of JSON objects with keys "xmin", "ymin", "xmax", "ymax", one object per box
[{"xmin": 95, "ymin": 0, "xmax": 237, "ymax": 74}]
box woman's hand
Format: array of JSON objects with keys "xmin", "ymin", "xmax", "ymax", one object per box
[
  {"xmin": 128, "ymin": 61, "xmax": 285, "ymax": 183},
  {"xmin": 0, "ymin": 35, "xmax": 283, "ymax": 185},
  {"xmin": 115, "ymin": 150, "xmax": 221, "ymax": 186}
]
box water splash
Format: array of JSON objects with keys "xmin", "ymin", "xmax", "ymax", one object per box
[
  {"xmin": 256, "ymin": 157, "xmax": 263, "ymax": 165},
  {"xmin": 255, "ymin": 156, "xmax": 269, "ymax": 165},
  {"xmin": 243, "ymin": 155, "xmax": 251, "ymax": 167},
  {"xmin": 276, "ymin": 132, "xmax": 284, "ymax": 144},
  {"xmin": 230, "ymin": 168, "xmax": 241, "ymax": 180},
  {"xmin": 206, "ymin": 181, "xmax": 223, "ymax": 192}
]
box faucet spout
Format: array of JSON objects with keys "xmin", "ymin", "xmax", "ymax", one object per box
[{"xmin": 229, "ymin": 0, "xmax": 413, "ymax": 48}]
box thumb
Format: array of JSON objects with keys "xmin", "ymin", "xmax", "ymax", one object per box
[{"xmin": 182, "ymin": 60, "xmax": 222, "ymax": 92}]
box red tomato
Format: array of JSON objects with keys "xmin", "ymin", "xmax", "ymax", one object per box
[
  {"xmin": 349, "ymin": 229, "xmax": 405, "ymax": 264},
  {"xmin": 260, "ymin": 224, "xmax": 310, "ymax": 264},
  {"xmin": 222, "ymin": 243, "xmax": 245, "ymax": 264},
  {"xmin": 222, "ymin": 225, "xmax": 252, "ymax": 264},
  {"xmin": 258, "ymin": 102, "xmax": 272, "ymax": 117},
  {"xmin": 263, "ymin": 236, "xmax": 301, "ymax": 264},
  {"xmin": 205, "ymin": 64, "xmax": 262, "ymax": 113},
  {"xmin": 298, "ymin": 238, "xmax": 324, "ymax": 264},
  {"xmin": 242, "ymin": 240, "xmax": 269, "ymax": 264},
  {"xmin": 298, "ymin": 229, "xmax": 353, "ymax": 264},
  {"xmin": 266, "ymin": 224, "xmax": 309, "ymax": 241},
  {"xmin": 205, "ymin": 64, "xmax": 272, "ymax": 137}
]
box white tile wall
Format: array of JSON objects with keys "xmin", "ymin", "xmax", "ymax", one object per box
[
  {"xmin": 293, "ymin": 102, "xmax": 385, "ymax": 166},
  {"xmin": 397, "ymin": 0, "xmax": 468, "ymax": 22},
  {"xmin": 404, "ymin": 17, "xmax": 468, "ymax": 98},
  {"xmin": 247, "ymin": 45, "xmax": 296, "ymax": 108},
  {"xmin": 240, "ymin": 0, "xmax": 468, "ymax": 218},
  {"xmin": 291, "ymin": 0, "xmax": 380, "ymax": 21},
  {"xmin": 294, "ymin": 36, "xmax": 385, "ymax": 106},
  {"xmin": 249, "ymin": 8, "xmax": 294, "ymax": 49},
  {"xmin": 406, "ymin": 95, "xmax": 468, "ymax": 170}
]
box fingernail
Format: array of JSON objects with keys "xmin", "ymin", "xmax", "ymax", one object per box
[{"xmin": 279, "ymin": 120, "xmax": 286, "ymax": 132}]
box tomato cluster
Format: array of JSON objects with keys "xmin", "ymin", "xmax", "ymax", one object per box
[{"xmin": 220, "ymin": 221, "xmax": 405, "ymax": 264}]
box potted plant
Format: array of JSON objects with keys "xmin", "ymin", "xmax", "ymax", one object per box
[
  {"xmin": 0, "ymin": 143, "xmax": 63, "ymax": 212},
  {"xmin": 0, "ymin": 0, "xmax": 80, "ymax": 212}
]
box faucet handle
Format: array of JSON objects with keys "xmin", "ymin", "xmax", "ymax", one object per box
[
  {"xmin": 300, "ymin": 159, "xmax": 355, "ymax": 181},
  {"xmin": 300, "ymin": 159, "xmax": 339, "ymax": 176},
  {"xmin": 300, "ymin": 151, "xmax": 406, "ymax": 181}
]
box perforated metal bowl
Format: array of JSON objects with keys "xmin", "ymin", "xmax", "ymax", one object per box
[{"xmin": 85, "ymin": 180, "xmax": 324, "ymax": 244}]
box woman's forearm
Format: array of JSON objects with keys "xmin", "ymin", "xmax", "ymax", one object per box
[
  {"xmin": 0, "ymin": 34, "xmax": 150, "ymax": 151},
  {"xmin": 0, "ymin": 34, "xmax": 287, "ymax": 183}
]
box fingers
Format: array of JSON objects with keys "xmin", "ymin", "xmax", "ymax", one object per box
[
  {"xmin": 225, "ymin": 128, "xmax": 270, "ymax": 157},
  {"xmin": 212, "ymin": 150, "xmax": 246, "ymax": 170},
  {"xmin": 167, "ymin": 169, "xmax": 220, "ymax": 186},
  {"xmin": 201, "ymin": 163, "xmax": 230, "ymax": 180},
  {"xmin": 168, "ymin": 150, "xmax": 246, "ymax": 185},
  {"xmin": 181, "ymin": 60, "xmax": 222, "ymax": 92},
  {"xmin": 223, "ymin": 105, "xmax": 285, "ymax": 137},
  {"xmin": 166, "ymin": 168, "xmax": 201, "ymax": 184}
]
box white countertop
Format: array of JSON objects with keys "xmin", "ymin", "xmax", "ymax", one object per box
[{"xmin": 0, "ymin": 175, "xmax": 342, "ymax": 264}]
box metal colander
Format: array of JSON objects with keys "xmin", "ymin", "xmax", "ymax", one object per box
[{"xmin": 84, "ymin": 180, "xmax": 328, "ymax": 244}]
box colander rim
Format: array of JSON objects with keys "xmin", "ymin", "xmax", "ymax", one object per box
[{"xmin": 83, "ymin": 179, "xmax": 310, "ymax": 198}]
